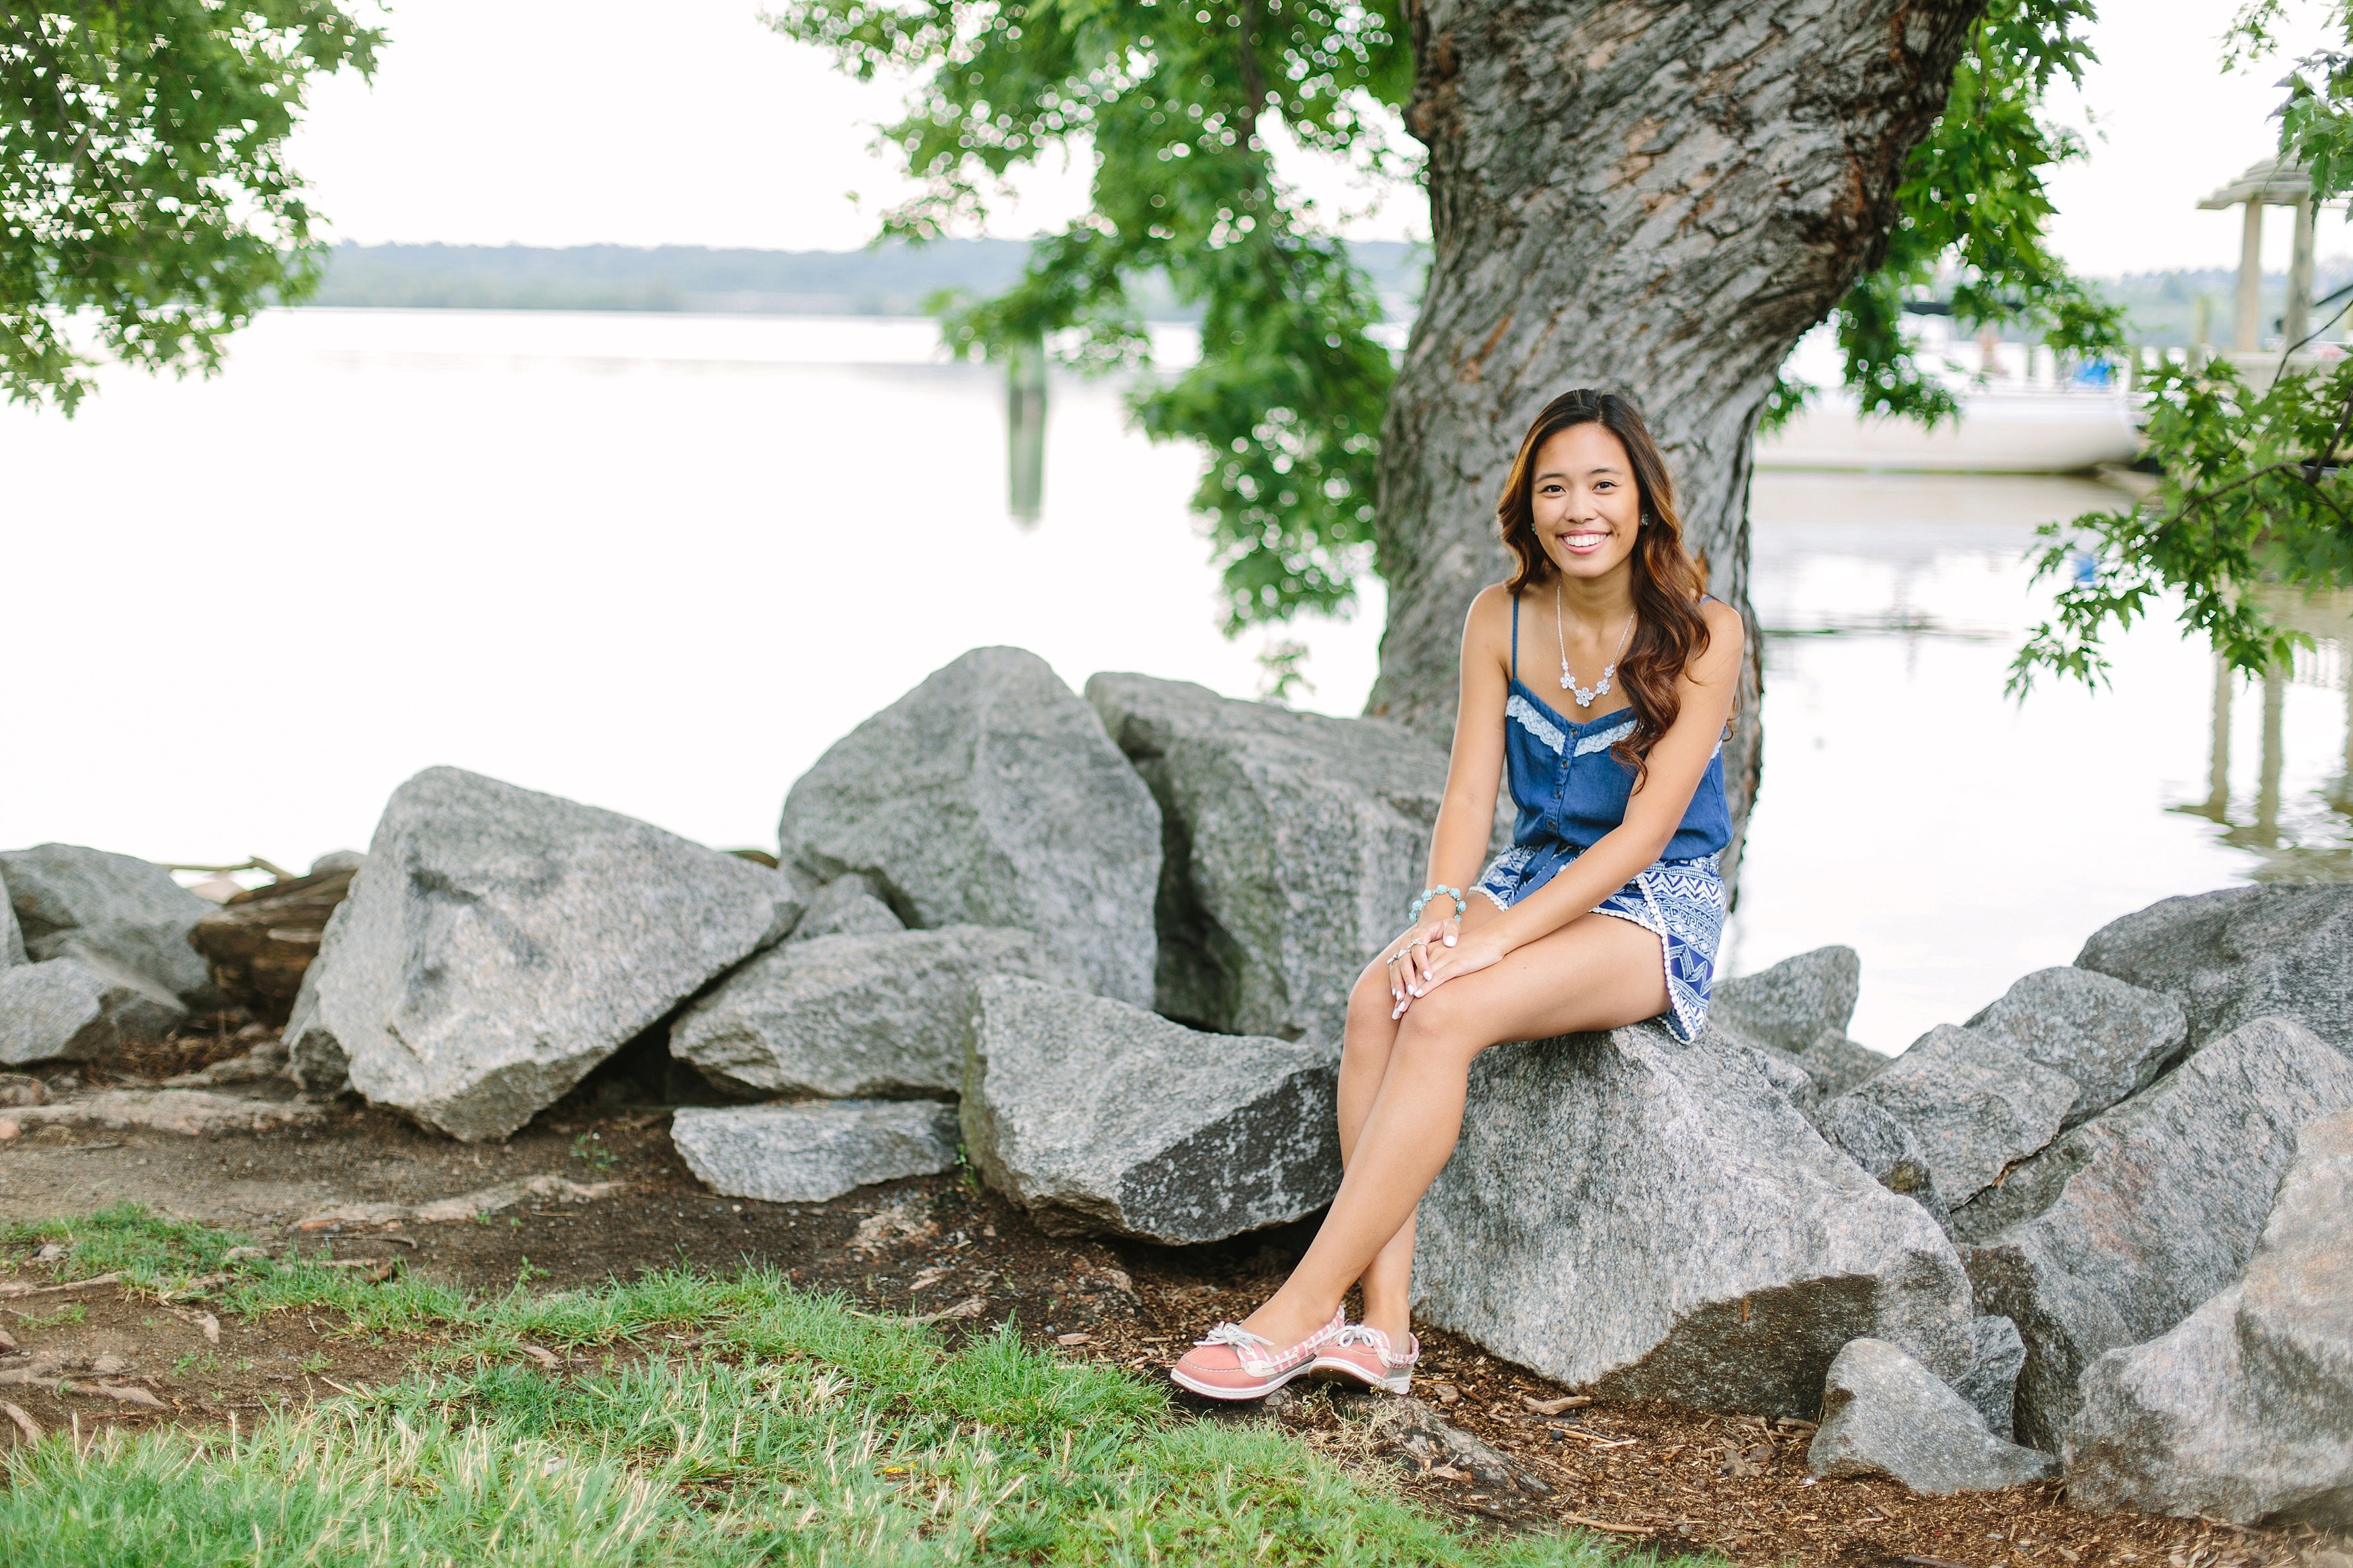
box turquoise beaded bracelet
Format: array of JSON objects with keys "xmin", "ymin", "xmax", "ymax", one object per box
[{"xmin": 1408, "ymin": 884, "xmax": 1467, "ymax": 923}]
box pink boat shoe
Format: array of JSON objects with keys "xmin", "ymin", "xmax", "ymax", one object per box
[
  {"xmin": 1314, "ymin": 1323, "xmax": 1421, "ymax": 1395},
  {"xmin": 1168, "ymin": 1309, "xmax": 1344, "ymax": 1401}
]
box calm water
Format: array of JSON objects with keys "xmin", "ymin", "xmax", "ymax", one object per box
[{"xmin": 3, "ymin": 310, "xmax": 2347, "ymax": 1049}]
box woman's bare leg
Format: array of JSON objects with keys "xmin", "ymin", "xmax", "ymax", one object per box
[
  {"xmin": 1334, "ymin": 897, "xmax": 1507, "ymax": 1342},
  {"xmin": 1335, "ymin": 960, "xmax": 1417, "ymax": 1341},
  {"xmin": 1240, "ymin": 911, "xmax": 1671, "ymax": 1349}
]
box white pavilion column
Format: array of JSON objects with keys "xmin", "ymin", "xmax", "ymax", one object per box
[
  {"xmin": 2286, "ymin": 197, "xmax": 2317, "ymax": 347},
  {"xmin": 2236, "ymin": 199, "xmax": 2266, "ymax": 351}
]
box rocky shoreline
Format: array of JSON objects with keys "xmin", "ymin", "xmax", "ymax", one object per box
[{"xmin": 5, "ymin": 643, "xmax": 2350, "ymax": 1540}]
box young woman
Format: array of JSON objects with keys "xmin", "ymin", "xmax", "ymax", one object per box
[{"xmin": 1171, "ymin": 388, "xmax": 1745, "ymax": 1401}]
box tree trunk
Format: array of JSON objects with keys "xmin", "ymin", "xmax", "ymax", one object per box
[{"xmin": 1368, "ymin": 0, "xmax": 1985, "ymax": 889}]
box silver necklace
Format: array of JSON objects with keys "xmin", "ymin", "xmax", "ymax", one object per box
[{"xmin": 1556, "ymin": 585, "xmax": 1634, "ymax": 708}]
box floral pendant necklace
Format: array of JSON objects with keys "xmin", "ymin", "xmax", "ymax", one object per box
[{"xmin": 1556, "ymin": 584, "xmax": 1635, "ymax": 709}]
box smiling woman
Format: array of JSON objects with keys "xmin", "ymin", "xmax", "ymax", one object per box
[{"xmin": 1168, "ymin": 388, "xmax": 1745, "ymax": 1405}]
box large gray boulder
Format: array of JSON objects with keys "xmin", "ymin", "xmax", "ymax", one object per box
[
  {"xmin": 2077, "ymin": 884, "xmax": 2353, "ymax": 1057},
  {"xmin": 1411, "ymin": 1022, "xmax": 1976, "ymax": 1418},
  {"xmin": 282, "ymin": 955, "xmax": 346, "ymax": 1096},
  {"xmin": 1710, "ymin": 946, "xmax": 1862, "ymax": 1055},
  {"xmin": 779, "ymin": 648, "xmax": 1160, "ymax": 1007},
  {"xmin": 1952, "ymin": 1314, "xmax": 2028, "ymax": 1442},
  {"xmin": 0, "ymin": 843, "xmax": 212, "ymax": 1004},
  {"xmin": 1955, "ymin": 1016, "xmax": 2353, "ymax": 1450},
  {"xmin": 960, "ymin": 977, "xmax": 1340, "ymax": 1243},
  {"xmin": 672, "ymin": 925, "xmax": 1076, "ymax": 1100},
  {"xmin": 1797, "ymin": 1029, "xmax": 1889, "ymax": 1098},
  {"xmin": 1814, "ymin": 1093, "xmax": 1948, "ymax": 1224},
  {"xmin": 788, "ymin": 874, "xmax": 904, "ymax": 942},
  {"xmin": 2064, "ymin": 1108, "xmax": 2353, "ymax": 1529},
  {"xmin": 1832, "ymin": 1024, "xmax": 2077, "ymax": 1209},
  {"xmin": 0, "ymin": 956, "xmax": 184, "ymax": 1065},
  {"xmin": 1966, "ymin": 966, "xmax": 2188, "ymax": 1126},
  {"xmin": 0, "ymin": 870, "xmax": 23, "ymax": 966},
  {"xmin": 1084, "ymin": 671, "xmax": 1447, "ymax": 1044},
  {"xmin": 285, "ymin": 767, "xmax": 799, "ymax": 1141},
  {"xmin": 1806, "ymin": 1337, "xmax": 2059, "ymax": 1493},
  {"xmin": 672, "ymin": 1100, "xmax": 961, "ymax": 1204},
  {"xmin": 1706, "ymin": 1020, "xmax": 1825, "ymax": 1111}
]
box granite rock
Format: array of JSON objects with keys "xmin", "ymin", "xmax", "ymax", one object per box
[
  {"xmin": 1952, "ymin": 1314, "xmax": 2028, "ymax": 1442},
  {"xmin": 286, "ymin": 767, "xmax": 800, "ymax": 1141},
  {"xmin": 672, "ymin": 1101, "xmax": 962, "ymax": 1204},
  {"xmin": 1411, "ymin": 1022, "xmax": 1975, "ymax": 1418},
  {"xmin": 1814, "ymin": 1094, "xmax": 1948, "ymax": 1225},
  {"xmin": 2077, "ymin": 884, "xmax": 2353, "ymax": 1057},
  {"xmin": 1965, "ymin": 966, "xmax": 2188, "ymax": 1126},
  {"xmin": 1834, "ymin": 1024, "xmax": 2077, "ymax": 1208},
  {"xmin": 1807, "ymin": 1337, "xmax": 2059, "ymax": 1493},
  {"xmin": 960, "ymin": 977, "xmax": 1340, "ymax": 1243},
  {"xmin": 1954, "ymin": 1016, "xmax": 2353, "ymax": 1449},
  {"xmin": 789, "ymin": 874, "xmax": 904, "ymax": 942},
  {"xmin": 1705, "ymin": 1018, "xmax": 1823, "ymax": 1110},
  {"xmin": 673, "ymin": 925, "xmax": 1076, "ymax": 1100},
  {"xmin": 2063, "ymin": 1108, "xmax": 2353, "ymax": 1529},
  {"xmin": 1798, "ymin": 1029, "xmax": 1890, "ymax": 1098},
  {"xmin": 0, "ymin": 843, "xmax": 213, "ymax": 1003},
  {"xmin": 0, "ymin": 956, "xmax": 185, "ymax": 1065},
  {"xmin": 1085, "ymin": 671, "xmax": 1447, "ymax": 1044},
  {"xmin": 1710, "ymin": 946, "xmax": 1862, "ymax": 1055},
  {"xmin": 0, "ymin": 869, "xmax": 23, "ymax": 966},
  {"xmin": 282, "ymin": 952, "xmax": 347, "ymax": 1096},
  {"xmin": 779, "ymin": 648, "xmax": 1160, "ymax": 1006}
]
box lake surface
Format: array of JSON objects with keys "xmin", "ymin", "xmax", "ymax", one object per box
[{"xmin": 4, "ymin": 309, "xmax": 2347, "ymax": 1050}]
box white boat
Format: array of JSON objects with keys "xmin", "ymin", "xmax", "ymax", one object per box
[
  {"xmin": 1755, "ymin": 383, "xmax": 2144, "ymax": 473},
  {"xmin": 1753, "ymin": 321, "xmax": 2146, "ymax": 474}
]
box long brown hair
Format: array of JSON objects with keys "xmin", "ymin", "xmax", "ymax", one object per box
[{"xmin": 1495, "ymin": 388, "xmax": 1712, "ymax": 784}]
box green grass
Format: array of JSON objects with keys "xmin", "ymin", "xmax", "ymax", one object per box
[{"xmin": 0, "ymin": 1206, "xmax": 1665, "ymax": 1567}]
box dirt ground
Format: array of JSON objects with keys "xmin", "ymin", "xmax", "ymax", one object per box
[{"xmin": 1, "ymin": 1032, "xmax": 2344, "ymax": 1568}]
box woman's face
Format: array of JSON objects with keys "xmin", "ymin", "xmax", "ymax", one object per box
[{"xmin": 1529, "ymin": 421, "xmax": 1642, "ymax": 584}]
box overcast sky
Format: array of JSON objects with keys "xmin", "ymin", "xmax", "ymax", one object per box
[{"xmin": 289, "ymin": 0, "xmax": 2348, "ymax": 278}]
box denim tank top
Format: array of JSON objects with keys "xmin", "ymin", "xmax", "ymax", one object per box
[{"xmin": 1503, "ymin": 594, "xmax": 1732, "ymax": 862}]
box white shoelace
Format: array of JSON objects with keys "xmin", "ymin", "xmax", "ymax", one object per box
[
  {"xmin": 1196, "ymin": 1323, "xmax": 1274, "ymax": 1351},
  {"xmin": 1330, "ymin": 1325, "xmax": 1390, "ymax": 1350}
]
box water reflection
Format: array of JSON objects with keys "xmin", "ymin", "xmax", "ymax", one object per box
[
  {"xmin": 2178, "ymin": 589, "xmax": 2353, "ymax": 880},
  {"xmin": 1732, "ymin": 472, "xmax": 2353, "ymax": 1048},
  {"xmin": 1004, "ymin": 335, "xmax": 1047, "ymax": 526}
]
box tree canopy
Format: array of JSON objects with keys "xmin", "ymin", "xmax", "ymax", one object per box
[
  {"xmin": 1, "ymin": 2, "xmax": 381, "ymax": 413},
  {"xmin": 774, "ymin": 0, "xmax": 2124, "ymax": 640}
]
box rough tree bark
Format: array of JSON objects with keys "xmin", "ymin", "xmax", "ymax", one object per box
[{"xmin": 1367, "ymin": 0, "xmax": 1987, "ymax": 885}]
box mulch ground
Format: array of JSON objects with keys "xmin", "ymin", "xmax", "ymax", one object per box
[{"xmin": 1, "ymin": 1027, "xmax": 2345, "ymax": 1568}]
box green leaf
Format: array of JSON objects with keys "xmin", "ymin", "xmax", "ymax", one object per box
[
  {"xmin": 1833, "ymin": 0, "xmax": 2126, "ymax": 429},
  {"xmin": 1, "ymin": 2, "xmax": 382, "ymax": 411},
  {"xmin": 772, "ymin": 0, "xmax": 1408, "ymax": 630},
  {"xmin": 2011, "ymin": 354, "xmax": 2353, "ymax": 692}
]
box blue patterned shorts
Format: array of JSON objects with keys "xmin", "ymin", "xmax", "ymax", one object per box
[{"xmin": 1472, "ymin": 843, "xmax": 1726, "ymax": 1043}]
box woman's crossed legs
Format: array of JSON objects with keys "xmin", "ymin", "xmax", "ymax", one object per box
[{"xmin": 1232, "ymin": 897, "xmax": 1672, "ymax": 1354}]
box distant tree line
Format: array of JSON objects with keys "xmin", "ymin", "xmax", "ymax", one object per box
[
  {"xmin": 299, "ymin": 243, "xmax": 2351, "ymax": 354},
  {"xmin": 301, "ymin": 239, "xmax": 1429, "ymax": 324}
]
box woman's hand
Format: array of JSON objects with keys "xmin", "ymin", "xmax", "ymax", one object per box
[
  {"xmin": 1410, "ymin": 924, "xmax": 1507, "ymax": 1001},
  {"xmin": 1382, "ymin": 909, "xmax": 1462, "ymax": 1017}
]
